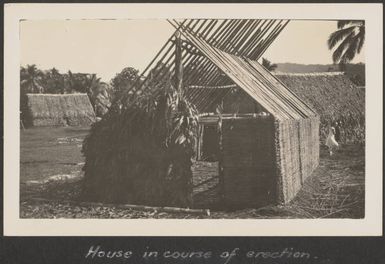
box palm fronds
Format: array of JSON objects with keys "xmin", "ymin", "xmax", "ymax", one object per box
[{"xmin": 328, "ymin": 20, "xmax": 365, "ymax": 65}]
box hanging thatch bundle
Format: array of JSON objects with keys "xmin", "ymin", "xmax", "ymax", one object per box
[
  {"xmin": 81, "ymin": 83, "xmax": 199, "ymax": 207},
  {"xmin": 275, "ymin": 72, "xmax": 365, "ymax": 144}
]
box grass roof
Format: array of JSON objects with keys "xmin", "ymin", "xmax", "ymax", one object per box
[
  {"xmin": 275, "ymin": 72, "xmax": 364, "ymax": 120},
  {"xmin": 26, "ymin": 93, "xmax": 96, "ymax": 127},
  {"xmin": 275, "ymin": 72, "xmax": 365, "ymax": 143}
]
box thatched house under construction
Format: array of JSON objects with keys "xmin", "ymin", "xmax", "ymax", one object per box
[
  {"xmin": 83, "ymin": 19, "xmax": 320, "ymax": 209},
  {"xmin": 25, "ymin": 93, "xmax": 96, "ymax": 127}
]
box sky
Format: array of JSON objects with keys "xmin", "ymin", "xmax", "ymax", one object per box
[{"xmin": 20, "ymin": 19, "xmax": 365, "ymax": 82}]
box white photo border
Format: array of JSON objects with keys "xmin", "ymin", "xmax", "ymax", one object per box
[{"xmin": 4, "ymin": 3, "xmax": 383, "ymax": 236}]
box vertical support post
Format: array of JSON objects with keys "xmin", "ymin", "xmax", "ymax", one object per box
[
  {"xmin": 174, "ymin": 30, "xmax": 183, "ymax": 92},
  {"xmin": 218, "ymin": 117, "xmax": 225, "ymax": 203},
  {"xmin": 197, "ymin": 124, "xmax": 203, "ymax": 161}
]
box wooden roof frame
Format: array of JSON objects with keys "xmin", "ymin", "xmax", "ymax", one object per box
[{"xmin": 119, "ymin": 19, "xmax": 318, "ymax": 120}]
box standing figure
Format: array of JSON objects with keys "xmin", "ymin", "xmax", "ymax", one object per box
[
  {"xmin": 326, "ymin": 126, "xmax": 339, "ymax": 156},
  {"xmin": 334, "ymin": 121, "xmax": 341, "ymax": 142}
]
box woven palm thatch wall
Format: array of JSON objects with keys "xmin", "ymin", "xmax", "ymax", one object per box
[
  {"xmin": 26, "ymin": 93, "xmax": 96, "ymax": 127},
  {"xmin": 221, "ymin": 116, "xmax": 276, "ymax": 208},
  {"xmin": 276, "ymin": 72, "xmax": 365, "ymax": 143},
  {"xmin": 274, "ymin": 117, "xmax": 320, "ymax": 203},
  {"xmin": 220, "ymin": 115, "xmax": 319, "ymax": 207}
]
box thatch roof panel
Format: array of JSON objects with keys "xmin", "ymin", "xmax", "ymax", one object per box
[
  {"xmin": 275, "ymin": 73, "xmax": 365, "ymax": 120},
  {"xmin": 26, "ymin": 93, "xmax": 96, "ymax": 127}
]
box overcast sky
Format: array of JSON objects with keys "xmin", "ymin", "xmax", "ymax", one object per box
[{"xmin": 20, "ymin": 19, "xmax": 365, "ymax": 82}]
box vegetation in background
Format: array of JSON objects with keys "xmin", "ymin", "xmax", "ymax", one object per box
[
  {"xmin": 19, "ymin": 65, "xmax": 140, "ymax": 118},
  {"xmin": 110, "ymin": 67, "xmax": 140, "ymax": 103},
  {"xmin": 43, "ymin": 68, "xmax": 66, "ymax": 94},
  {"xmin": 261, "ymin": 58, "xmax": 278, "ymax": 72},
  {"xmin": 20, "ymin": 65, "xmax": 45, "ymax": 94},
  {"xmin": 328, "ymin": 20, "xmax": 365, "ymax": 69}
]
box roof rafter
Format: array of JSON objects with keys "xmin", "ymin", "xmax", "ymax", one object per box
[{"xmin": 118, "ymin": 19, "xmax": 290, "ymax": 109}]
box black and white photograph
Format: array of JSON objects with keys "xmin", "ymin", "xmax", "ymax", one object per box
[
  {"xmin": 18, "ymin": 17, "xmax": 366, "ymax": 219},
  {"xmin": 3, "ymin": 3, "xmax": 382, "ymax": 236}
]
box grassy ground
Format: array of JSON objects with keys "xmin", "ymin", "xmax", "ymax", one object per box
[
  {"xmin": 20, "ymin": 127, "xmax": 364, "ymax": 219},
  {"xmin": 20, "ymin": 127, "xmax": 89, "ymax": 181}
]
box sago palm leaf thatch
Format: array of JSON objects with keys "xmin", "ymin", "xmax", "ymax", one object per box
[
  {"xmin": 81, "ymin": 81, "xmax": 199, "ymax": 207},
  {"xmin": 25, "ymin": 93, "xmax": 96, "ymax": 127},
  {"xmin": 275, "ymin": 72, "xmax": 365, "ymax": 144}
]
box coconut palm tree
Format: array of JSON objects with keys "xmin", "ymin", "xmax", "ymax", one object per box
[
  {"xmin": 20, "ymin": 64, "xmax": 44, "ymax": 93},
  {"xmin": 44, "ymin": 67, "xmax": 65, "ymax": 94},
  {"xmin": 65, "ymin": 70, "xmax": 85, "ymax": 93},
  {"xmin": 328, "ymin": 20, "xmax": 365, "ymax": 67},
  {"xmin": 84, "ymin": 74, "xmax": 103, "ymax": 108},
  {"xmin": 262, "ymin": 58, "xmax": 278, "ymax": 72}
]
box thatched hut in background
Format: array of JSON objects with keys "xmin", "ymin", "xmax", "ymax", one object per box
[
  {"xmin": 275, "ymin": 72, "xmax": 365, "ymax": 144},
  {"xmin": 25, "ymin": 93, "xmax": 96, "ymax": 127}
]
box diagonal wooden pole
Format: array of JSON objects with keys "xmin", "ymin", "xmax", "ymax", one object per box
[{"xmin": 174, "ymin": 30, "xmax": 183, "ymax": 93}]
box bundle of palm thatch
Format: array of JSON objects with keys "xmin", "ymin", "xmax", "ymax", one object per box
[{"xmin": 81, "ymin": 82, "xmax": 199, "ymax": 207}]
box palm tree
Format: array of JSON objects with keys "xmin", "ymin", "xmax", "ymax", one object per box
[
  {"xmin": 20, "ymin": 64, "xmax": 44, "ymax": 93},
  {"xmin": 65, "ymin": 70, "xmax": 82, "ymax": 93},
  {"xmin": 84, "ymin": 74, "xmax": 102, "ymax": 108},
  {"xmin": 328, "ymin": 20, "xmax": 365, "ymax": 68},
  {"xmin": 261, "ymin": 58, "xmax": 278, "ymax": 72},
  {"xmin": 44, "ymin": 67, "xmax": 65, "ymax": 94}
]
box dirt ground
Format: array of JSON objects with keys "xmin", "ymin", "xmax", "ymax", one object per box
[{"xmin": 20, "ymin": 127, "xmax": 364, "ymax": 219}]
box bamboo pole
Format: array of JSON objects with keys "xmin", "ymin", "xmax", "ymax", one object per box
[
  {"xmin": 242, "ymin": 20, "xmax": 276, "ymax": 57},
  {"xmin": 184, "ymin": 19, "xmax": 265, "ymax": 87},
  {"xmin": 235, "ymin": 20, "xmax": 268, "ymax": 54},
  {"xmin": 196, "ymin": 20, "xmax": 250, "ymax": 83},
  {"xmin": 129, "ymin": 20, "xmax": 201, "ymax": 100},
  {"xmin": 26, "ymin": 198, "xmax": 211, "ymax": 216},
  {"xmin": 232, "ymin": 20, "xmax": 262, "ymax": 55},
  {"xmin": 181, "ymin": 29, "xmax": 288, "ymax": 119},
  {"xmin": 166, "ymin": 19, "xmax": 282, "ymax": 92},
  {"xmin": 128, "ymin": 20, "xmax": 201, "ymax": 102},
  {"xmin": 228, "ymin": 20, "xmax": 254, "ymax": 51},
  {"xmin": 178, "ymin": 20, "xmax": 232, "ymax": 85},
  {"xmin": 218, "ymin": 116, "xmax": 225, "ymax": 202},
  {"xmin": 147, "ymin": 19, "xmax": 288, "ymax": 108},
  {"xmin": 174, "ymin": 30, "xmax": 183, "ymax": 92},
  {"xmin": 179, "ymin": 20, "xmax": 243, "ymax": 86},
  {"xmin": 118, "ymin": 20, "xmax": 190, "ymax": 104},
  {"xmin": 188, "ymin": 84, "xmax": 237, "ymax": 89},
  {"xmin": 249, "ymin": 20, "xmax": 285, "ymax": 59},
  {"xmin": 251, "ymin": 20, "xmax": 290, "ymax": 60}
]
